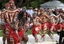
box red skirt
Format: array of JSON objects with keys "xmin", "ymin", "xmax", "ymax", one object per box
[
  {"xmin": 61, "ymin": 23, "xmax": 64, "ymax": 29},
  {"xmin": 32, "ymin": 25, "xmax": 41, "ymax": 35},
  {"xmin": 54, "ymin": 24, "xmax": 60, "ymax": 31},
  {"xmin": 6, "ymin": 23, "xmax": 24, "ymax": 44},
  {"xmin": 48, "ymin": 22, "xmax": 54, "ymax": 31},
  {"xmin": 41, "ymin": 22, "xmax": 49, "ymax": 31}
]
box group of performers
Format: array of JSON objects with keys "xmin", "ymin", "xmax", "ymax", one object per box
[
  {"xmin": 0, "ymin": 0, "xmax": 64, "ymax": 44},
  {"xmin": 32, "ymin": 9, "xmax": 64, "ymax": 44}
]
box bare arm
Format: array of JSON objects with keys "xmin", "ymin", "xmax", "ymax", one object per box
[
  {"xmin": 15, "ymin": 20, "xmax": 21, "ymax": 42},
  {"xmin": 1, "ymin": 12, "xmax": 5, "ymax": 22}
]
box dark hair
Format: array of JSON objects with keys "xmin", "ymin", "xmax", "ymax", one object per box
[{"xmin": 17, "ymin": 11, "xmax": 27, "ymax": 21}]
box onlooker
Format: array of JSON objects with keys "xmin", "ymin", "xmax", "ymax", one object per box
[{"xmin": 26, "ymin": 7, "xmax": 34, "ymax": 17}]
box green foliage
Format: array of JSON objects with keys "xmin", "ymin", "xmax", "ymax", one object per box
[
  {"xmin": 30, "ymin": 0, "xmax": 44, "ymax": 8},
  {"xmin": 0, "ymin": 30, "xmax": 2, "ymax": 37},
  {"xmin": 0, "ymin": 0, "xmax": 64, "ymax": 9},
  {"xmin": 30, "ymin": 1, "xmax": 38, "ymax": 8},
  {"xmin": 0, "ymin": 0, "xmax": 6, "ymax": 9}
]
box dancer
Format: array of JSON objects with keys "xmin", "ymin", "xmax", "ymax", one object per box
[
  {"xmin": 2, "ymin": 0, "xmax": 21, "ymax": 44},
  {"xmin": 32, "ymin": 16, "xmax": 41, "ymax": 42},
  {"xmin": 40, "ymin": 12, "xmax": 49, "ymax": 41}
]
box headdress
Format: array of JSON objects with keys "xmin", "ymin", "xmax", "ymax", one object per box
[{"xmin": 5, "ymin": 3, "xmax": 10, "ymax": 7}]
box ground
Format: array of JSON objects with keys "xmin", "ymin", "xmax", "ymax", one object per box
[{"xmin": 0, "ymin": 34, "xmax": 59, "ymax": 44}]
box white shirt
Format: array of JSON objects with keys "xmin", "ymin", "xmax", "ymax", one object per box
[
  {"xmin": 0, "ymin": 18, "xmax": 5, "ymax": 25},
  {"xmin": 26, "ymin": 9, "xmax": 34, "ymax": 17}
]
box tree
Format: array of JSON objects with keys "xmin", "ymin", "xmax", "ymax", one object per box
[{"xmin": 0, "ymin": 0, "xmax": 64, "ymax": 9}]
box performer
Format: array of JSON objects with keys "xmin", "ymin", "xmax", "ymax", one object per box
[
  {"xmin": 40, "ymin": 12, "xmax": 49, "ymax": 41},
  {"xmin": 2, "ymin": 0, "xmax": 23, "ymax": 44},
  {"xmin": 56, "ymin": 12, "xmax": 64, "ymax": 44},
  {"xmin": 17, "ymin": 10, "xmax": 32, "ymax": 44},
  {"xmin": 32, "ymin": 16, "xmax": 41, "ymax": 42},
  {"xmin": 48, "ymin": 14, "xmax": 56, "ymax": 41},
  {"xmin": 47, "ymin": 9, "xmax": 58, "ymax": 42}
]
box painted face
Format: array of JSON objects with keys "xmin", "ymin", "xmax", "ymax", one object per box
[
  {"xmin": 9, "ymin": 0, "xmax": 15, "ymax": 5},
  {"xmin": 48, "ymin": 9, "xmax": 53, "ymax": 13},
  {"xmin": 9, "ymin": 0, "xmax": 15, "ymax": 9}
]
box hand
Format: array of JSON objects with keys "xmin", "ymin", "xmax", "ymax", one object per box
[{"xmin": 17, "ymin": 43, "xmax": 20, "ymax": 44}]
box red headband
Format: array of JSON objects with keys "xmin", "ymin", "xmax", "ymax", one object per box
[{"xmin": 5, "ymin": 3, "xmax": 10, "ymax": 7}]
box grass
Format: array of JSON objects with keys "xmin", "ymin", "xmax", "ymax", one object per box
[
  {"xmin": 0, "ymin": 26, "xmax": 3, "ymax": 37},
  {"xmin": 0, "ymin": 30, "xmax": 3, "ymax": 37},
  {"xmin": 27, "ymin": 29, "xmax": 32, "ymax": 35}
]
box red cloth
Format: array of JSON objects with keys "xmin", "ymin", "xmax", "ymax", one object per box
[
  {"xmin": 54, "ymin": 24, "xmax": 60, "ymax": 31},
  {"xmin": 5, "ymin": 3, "xmax": 10, "ymax": 7},
  {"xmin": 48, "ymin": 22, "xmax": 54, "ymax": 31},
  {"xmin": 41, "ymin": 22, "xmax": 49, "ymax": 31},
  {"xmin": 61, "ymin": 23, "xmax": 64, "ymax": 29},
  {"xmin": 32, "ymin": 25, "xmax": 41, "ymax": 35},
  {"xmin": 45, "ymin": 22, "xmax": 49, "ymax": 29},
  {"xmin": 6, "ymin": 23, "xmax": 24, "ymax": 44},
  {"xmin": 41, "ymin": 24, "xmax": 44, "ymax": 30}
]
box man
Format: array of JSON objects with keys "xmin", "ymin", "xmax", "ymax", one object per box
[
  {"xmin": 2, "ymin": 0, "xmax": 21, "ymax": 44},
  {"xmin": 47, "ymin": 9, "xmax": 58, "ymax": 42},
  {"xmin": 40, "ymin": 12, "xmax": 49, "ymax": 41},
  {"xmin": 33, "ymin": 8, "xmax": 38, "ymax": 18},
  {"xmin": 56, "ymin": 12, "xmax": 64, "ymax": 44},
  {"xmin": 17, "ymin": 10, "xmax": 32, "ymax": 44},
  {"xmin": 26, "ymin": 7, "xmax": 34, "ymax": 17},
  {"xmin": 32, "ymin": 16, "xmax": 41, "ymax": 42}
]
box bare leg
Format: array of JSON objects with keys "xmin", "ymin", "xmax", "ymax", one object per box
[
  {"xmin": 22, "ymin": 34, "xmax": 28, "ymax": 44},
  {"xmin": 35, "ymin": 34, "xmax": 38, "ymax": 42},
  {"xmin": 41, "ymin": 30, "xmax": 46, "ymax": 41},
  {"xmin": 2, "ymin": 33, "xmax": 6, "ymax": 44},
  {"xmin": 7, "ymin": 38, "xmax": 11, "ymax": 44},
  {"xmin": 2, "ymin": 26, "xmax": 6, "ymax": 44},
  {"xmin": 33, "ymin": 34, "xmax": 38, "ymax": 42},
  {"xmin": 48, "ymin": 31, "xmax": 54, "ymax": 41}
]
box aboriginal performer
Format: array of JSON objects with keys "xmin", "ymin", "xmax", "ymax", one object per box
[
  {"xmin": 56, "ymin": 12, "xmax": 64, "ymax": 44},
  {"xmin": 16, "ymin": 10, "xmax": 32, "ymax": 44},
  {"xmin": 2, "ymin": 0, "xmax": 21, "ymax": 44},
  {"xmin": 48, "ymin": 14, "xmax": 57, "ymax": 42},
  {"xmin": 32, "ymin": 16, "xmax": 41, "ymax": 42},
  {"xmin": 40, "ymin": 12, "xmax": 49, "ymax": 41},
  {"xmin": 47, "ymin": 9, "xmax": 58, "ymax": 41}
]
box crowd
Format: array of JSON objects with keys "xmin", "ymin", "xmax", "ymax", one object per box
[{"xmin": 0, "ymin": 0, "xmax": 64, "ymax": 44}]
